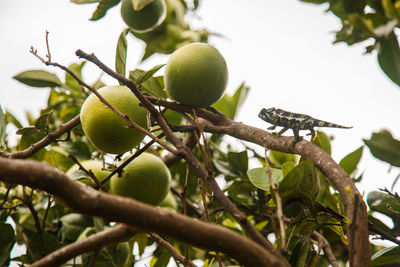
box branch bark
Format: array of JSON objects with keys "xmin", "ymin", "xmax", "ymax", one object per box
[
  {"xmin": 197, "ymin": 117, "xmax": 371, "ymax": 267},
  {"xmin": 143, "ymin": 96, "xmax": 371, "ymax": 266},
  {"xmin": 30, "ymin": 224, "xmax": 138, "ymax": 267},
  {"xmin": 0, "ymin": 158, "xmax": 288, "ymax": 267},
  {"xmin": 0, "ymin": 115, "xmax": 80, "ymax": 159}
]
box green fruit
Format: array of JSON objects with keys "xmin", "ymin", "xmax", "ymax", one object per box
[
  {"xmin": 110, "ymin": 153, "xmax": 170, "ymax": 205},
  {"xmin": 67, "ymin": 160, "xmax": 110, "ymax": 190},
  {"xmin": 80, "ymin": 85, "xmax": 148, "ymax": 154},
  {"xmin": 121, "ymin": 0, "xmax": 166, "ymax": 33},
  {"xmin": 159, "ymin": 191, "xmax": 177, "ymax": 210},
  {"xmin": 164, "ymin": 43, "xmax": 228, "ymax": 108}
]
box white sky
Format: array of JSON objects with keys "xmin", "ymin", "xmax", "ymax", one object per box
[{"xmin": 1, "ymin": 0, "xmax": 400, "ymax": 244}]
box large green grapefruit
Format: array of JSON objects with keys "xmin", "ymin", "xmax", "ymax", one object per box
[
  {"xmin": 164, "ymin": 43, "xmax": 228, "ymax": 108},
  {"xmin": 67, "ymin": 160, "xmax": 111, "ymax": 190},
  {"xmin": 80, "ymin": 85, "xmax": 148, "ymax": 154},
  {"xmin": 110, "ymin": 152, "xmax": 170, "ymax": 205},
  {"xmin": 121, "ymin": 0, "xmax": 166, "ymax": 33}
]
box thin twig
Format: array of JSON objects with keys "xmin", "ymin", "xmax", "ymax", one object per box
[
  {"xmin": 0, "ymin": 115, "xmax": 80, "ymax": 159},
  {"xmin": 68, "ymin": 154, "xmax": 107, "ymax": 191},
  {"xmin": 150, "ymin": 233, "xmax": 197, "ymax": 267},
  {"xmin": 0, "ymin": 185, "xmax": 12, "ymax": 209},
  {"xmin": 264, "ymin": 147, "xmax": 286, "ymax": 250},
  {"xmin": 313, "ymin": 231, "xmax": 339, "ymax": 267},
  {"xmin": 30, "ymin": 35, "xmax": 177, "ymax": 156},
  {"xmin": 101, "ymin": 134, "xmax": 163, "ymax": 186},
  {"xmin": 30, "ymin": 224, "xmax": 138, "ymax": 267},
  {"xmin": 41, "ymin": 194, "xmax": 53, "ymax": 232}
]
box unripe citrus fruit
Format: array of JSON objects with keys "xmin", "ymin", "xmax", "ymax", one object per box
[
  {"xmin": 121, "ymin": 0, "xmax": 166, "ymax": 33},
  {"xmin": 164, "ymin": 43, "xmax": 228, "ymax": 108},
  {"xmin": 80, "ymin": 85, "xmax": 147, "ymax": 154},
  {"xmin": 67, "ymin": 160, "xmax": 110, "ymax": 190},
  {"xmin": 110, "ymin": 152, "xmax": 170, "ymax": 205}
]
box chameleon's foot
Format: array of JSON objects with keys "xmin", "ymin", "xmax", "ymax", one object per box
[
  {"xmin": 290, "ymin": 136, "xmax": 303, "ymax": 148},
  {"xmin": 306, "ymin": 129, "xmax": 316, "ymax": 142}
]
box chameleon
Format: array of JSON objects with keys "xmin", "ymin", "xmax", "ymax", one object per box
[{"xmin": 258, "ymin": 107, "xmax": 352, "ymax": 143}]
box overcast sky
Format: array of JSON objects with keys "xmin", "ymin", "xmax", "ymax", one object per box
[{"xmin": 1, "ymin": 0, "xmax": 400, "ymax": 222}]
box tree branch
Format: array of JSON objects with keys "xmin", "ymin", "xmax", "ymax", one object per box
[
  {"xmin": 0, "ymin": 158, "xmax": 288, "ymax": 267},
  {"xmin": 196, "ymin": 118, "xmax": 371, "ymax": 267},
  {"xmin": 150, "ymin": 233, "xmax": 197, "ymax": 267},
  {"xmin": 75, "ymin": 49, "xmax": 279, "ymax": 257},
  {"xmin": 0, "ymin": 115, "xmax": 80, "ymax": 159},
  {"xmin": 30, "ymin": 224, "xmax": 138, "ymax": 267}
]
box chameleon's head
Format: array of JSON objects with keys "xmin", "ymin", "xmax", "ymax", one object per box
[{"xmin": 258, "ymin": 107, "xmax": 276, "ymax": 123}]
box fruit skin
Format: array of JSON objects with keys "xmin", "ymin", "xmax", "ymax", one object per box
[
  {"xmin": 80, "ymin": 85, "xmax": 148, "ymax": 154},
  {"xmin": 121, "ymin": 0, "xmax": 166, "ymax": 33},
  {"xmin": 164, "ymin": 43, "xmax": 228, "ymax": 108},
  {"xmin": 67, "ymin": 160, "xmax": 110, "ymax": 190},
  {"xmin": 110, "ymin": 153, "xmax": 170, "ymax": 205}
]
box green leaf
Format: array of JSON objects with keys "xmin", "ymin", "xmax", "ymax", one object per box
[
  {"xmin": 43, "ymin": 149, "xmax": 75, "ymax": 171},
  {"xmin": 0, "ymin": 223, "xmax": 15, "ymax": 266},
  {"xmin": 281, "ymin": 161, "xmax": 296, "ymax": 177},
  {"xmin": 16, "ymin": 126, "xmax": 47, "ymax": 135},
  {"xmin": 59, "ymin": 141, "xmax": 91, "ymax": 160},
  {"xmin": 372, "ymin": 246, "xmax": 400, "ymax": 266},
  {"xmin": 34, "ymin": 110, "xmax": 53, "ymax": 129},
  {"xmin": 133, "ymin": 233, "xmax": 148, "ymax": 256},
  {"xmin": 153, "ymin": 251, "xmax": 171, "ymax": 267},
  {"xmin": 133, "ymin": 0, "xmax": 154, "ymax": 11},
  {"xmin": 115, "ymin": 29, "xmax": 130, "ymax": 78},
  {"xmin": 378, "ymin": 32, "xmax": 400, "ymax": 87},
  {"xmin": 106, "ymin": 241, "xmax": 131, "ymax": 267},
  {"xmin": 247, "ymin": 167, "xmax": 282, "ymax": 191},
  {"xmin": 363, "ymin": 130, "xmax": 400, "ymax": 167},
  {"xmin": 367, "ymin": 191, "xmax": 400, "ymax": 220},
  {"xmin": 230, "ymin": 82, "xmax": 250, "ymax": 117},
  {"xmin": 339, "ymin": 146, "xmax": 363, "ymax": 175},
  {"xmin": 227, "ymin": 150, "xmax": 248, "ymax": 176},
  {"xmin": 227, "ymin": 180, "xmax": 254, "ymax": 205},
  {"xmin": 212, "ymin": 82, "xmax": 250, "ymax": 120},
  {"xmin": 65, "ymin": 61, "xmax": 86, "ymax": 95},
  {"xmin": 129, "ymin": 70, "xmax": 167, "ymax": 98},
  {"xmin": 313, "ymin": 130, "xmax": 331, "ymax": 155},
  {"xmin": 60, "ymin": 213, "xmax": 93, "ymax": 243},
  {"xmin": 90, "ymin": 0, "xmax": 120, "ymax": 21},
  {"xmin": 135, "ymin": 64, "xmax": 165, "ymax": 84},
  {"xmin": 279, "ymin": 160, "xmax": 320, "ymax": 207},
  {"xmin": 5, "ymin": 111, "xmax": 23, "ymax": 129},
  {"xmin": 269, "ymin": 150, "xmax": 298, "ymax": 168},
  {"xmin": 288, "ymin": 235, "xmax": 310, "ymax": 267},
  {"xmin": 13, "ymin": 70, "xmax": 62, "ymax": 88}
]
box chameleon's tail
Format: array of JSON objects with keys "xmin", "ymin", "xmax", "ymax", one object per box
[{"xmin": 314, "ymin": 120, "xmax": 353, "ymax": 129}]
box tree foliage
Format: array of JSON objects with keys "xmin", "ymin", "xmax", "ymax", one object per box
[{"xmin": 0, "ymin": 0, "xmax": 400, "ymax": 266}]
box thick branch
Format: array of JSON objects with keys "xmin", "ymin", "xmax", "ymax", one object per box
[
  {"xmin": 0, "ymin": 158, "xmax": 286, "ymax": 267},
  {"xmin": 197, "ymin": 118, "xmax": 370, "ymax": 267},
  {"xmin": 31, "ymin": 224, "xmax": 138, "ymax": 267}
]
